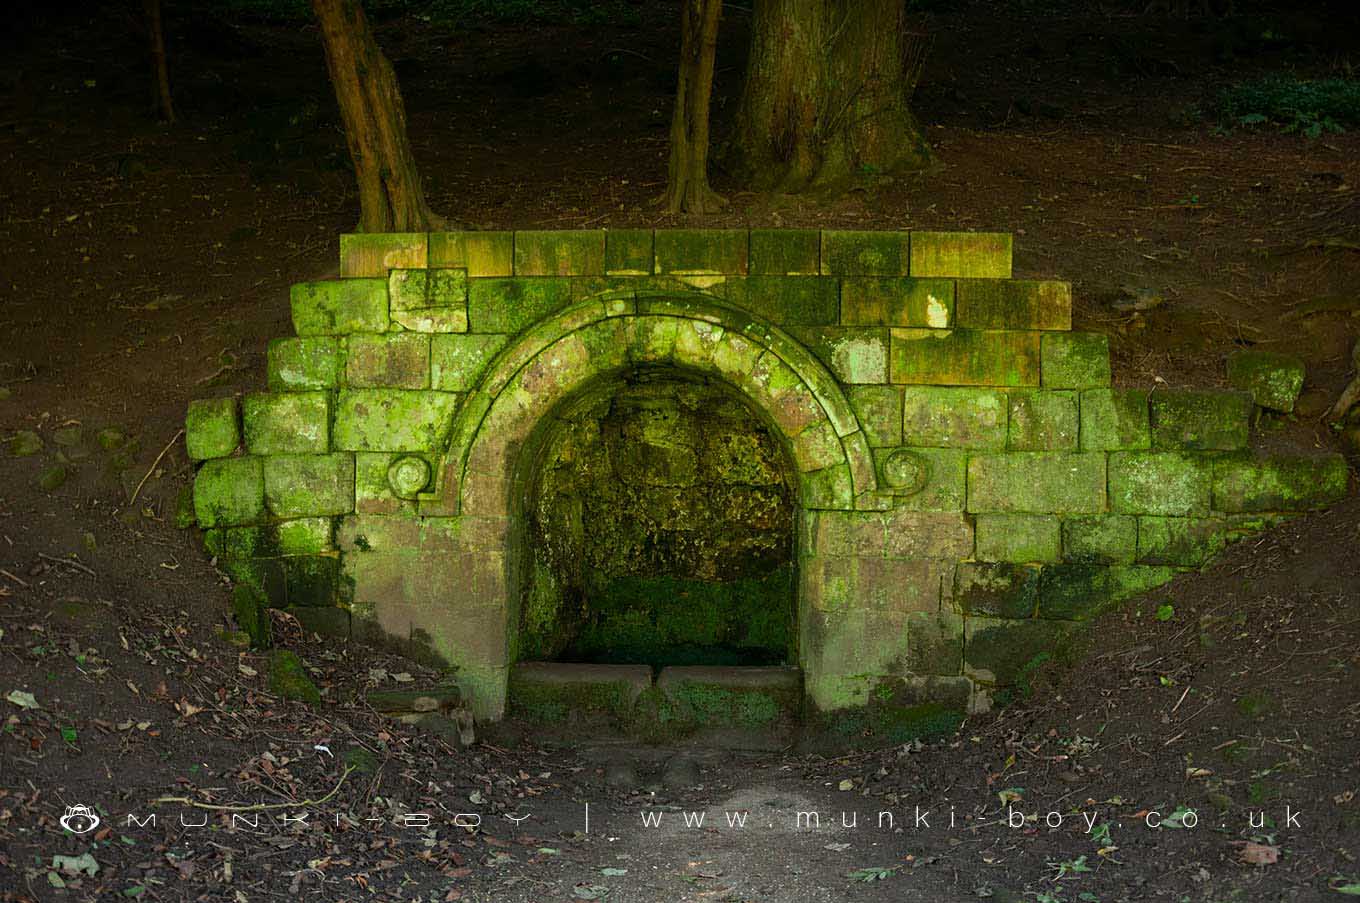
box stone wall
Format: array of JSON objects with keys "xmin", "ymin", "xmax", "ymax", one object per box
[{"xmin": 185, "ymin": 229, "xmax": 1350, "ymax": 720}]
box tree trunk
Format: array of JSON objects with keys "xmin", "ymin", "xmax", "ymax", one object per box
[
  {"xmin": 662, "ymin": 0, "xmax": 727, "ymax": 214},
  {"xmin": 727, "ymin": 0, "xmax": 932, "ymax": 194},
  {"xmin": 143, "ymin": 0, "xmax": 175, "ymax": 123},
  {"xmin": 311, "ymin": 0, "xmax": 444, "ymax": 232}
]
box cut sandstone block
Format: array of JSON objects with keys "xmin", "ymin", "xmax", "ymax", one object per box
[
  {"xmin": 263, "ymin": 454, "xmax": 355, "ymax": 517},
  {"xmin": 790, "ymin": 327, "xmax": 889, "ymax": 383},
  {"xmin": 821, "ymin": 230, "xmax": 910, "ymax": 276},
  {"xmin": 242, "ymin": 392, "xmax": 329, "ymax": 455},
  {"xmin": 909, "ymin": 232, "xmax": 1012, "ymax": 278},
  {"xmin": 840, "ymin": 278, "xmax": 954, "ymax": 328},
  {"xmin": 1212, "ymin": 451, "xmax": 1349, "ymax": 512},
  {"xmin": 726, "ymin": 277, "xmax": 839, "ymax": 326},
  {"xmin": 890, "ymin": 329, "xmax": 1040, "ymax": 386},
  {"xmin": 333, "ymin": 390, "xmax": 460, "ymax": 452},
  {"xmin": 428, "ymin": 231, "xmax": 513, "ymax": 276},
  {"xmin": 346, "ymin": 334, "xmax": 431, "ymax": 389},
  {"xmin": 603, "ymin": 229, "xmax": 653, "ymax": 275},
  {"xmin": 974, "ymin": 514, "xmax": 1061, "ymax": 563},
  {"xmin": 654, "ymin": 229, "xmax": 748, "ymax": 275},
  {"xmin": 1041, "ymin": 332, "xmax": 1110, "ymax": 389},
  {"xmin": 749, "ymin": 229, "xmax": 820, "ymax": 275},
  {"xmin": 954, "ymin": 279, "xmax": 1071, "ymax": 331},
  {"xmin": 268, "ymin": 337, "xmax": 340, "ymax": 391},
  {"xmin": 1109, "ymin": 451, "xmax": 1212, "ymax": 515},
  {"xmin": 954, "ymin": 562, "xmax": 1041, "ymax": 619},
  {"xmin": 1061, "ymin": 515, "xmax": 1137, "ymax": 564},
  {"xmin": 291, "ymin": 279, "xmax": 389, "ymax": 335},
  {"xmin": 339, "ymin": 233, "xmax": 426, "ymax": 277},
  {"xmin": 1007, "ymin": 390, "xmax": 1078, "ymax": 450},
  {"xmin": 467, "ymin": 278, "xmax": 572, "ymax": 334},
  {"xmin": 848, "ymin": 385, "xmax": 903, "ymax": 447},
  {"xmin": 966, "ymin": 452, "xmax": 1107, "ymax": 514},
  {"xmin": 513, "ymin": 230, "xmax": 605, "ymax": 276},
  {"xmin": 186, "ymin": 397, "xmax": 239, "ymax": 461},
  {"xmin": 1150, "ymin": 389, "xmax": 1251, "ymax": 451},
  {"xmin": 1079, "ymin": 388, "xmax": 1149, "ymax": 451},
  {"xmin": 1226, "ymin": 350, "xmax": 1305, "ymax": 413},
  {"xmin": 901, "ymin": 386, "xmax": 1008, "ymax": 448},
  {"xmin": 194, "ymin": 456, "xmax": 264, "ymax": 527},
  {"xmin": 431, "ymin": 333, "xmax": 511, "ymax": 391}
]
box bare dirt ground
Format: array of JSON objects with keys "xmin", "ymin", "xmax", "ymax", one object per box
[{"xmin": 1, "ymin": 0, "xmax": 1358, "ymax": 900}]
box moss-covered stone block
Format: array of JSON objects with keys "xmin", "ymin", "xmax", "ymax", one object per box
[
  {"xmin": 749, "ymin": 228, "xmax": 820, "ymax": 275},
  {"xmin": 967, "ymin": 452, "xmax": 1106, "ymax": 514},
  {"xmin": 339, "ymin": 232, "xmax": 426, "ymax": 277},
  {"xmin": 849, "ymin": 385, "xmax": 903, "ymax": 447},
  {"xmin": 975, "ymin": 514, "xmax": 1061, "ymax": 562},
  {"xmin": 904, "ymin": 610, "xmax": 964, "ymax": 674},
  {"xmin": 909, "ymin": 232, "xmax": 1012, "ymax": 278},
  {"xmin": 242, "ymin": 392, "xmax": 329, "ymax": 455},
  {"xmin": 821, "ymin": 230, "xmax": 910, "ymax": 276},
  {"xmin": 1007, "ymin": 390, "xmax": 1078, "ymax": 450},
  {"xmin": 1150, "ymin": 389, "xmax": 1252, "ymax": 451},
  {"xmin": 901, "ymin": 386, "xmax": 1008, "ymax": 448},
  {"xmin": 194, "ymin": 456, "xmax": 265, "ymax": 527},
  {"xmin": 467, "ymin": 277, "xmax": 573, "ymax": 333},
  {"xmin": 654, "ymin": 229, "xmax": 748, "ymax": 275},
  {"xmin": 964, "ymin": 616, "xmax": 1071, "ymax": 686},
  {"xmin": 955, "ymin": 279, "xmax": 1071, "ymax": 330},
  {"xmin": 346, "ymin": 333, "xmax": 431, "ymax": 389},
  {"xmin": 268, "ymin": 649, "xmax": 321, "ymax": 703},
  {"xmin": 725, "ymin": 277, "xmax": 839, "ymax": 325},
  {"xmin": 840, "ymin": 277, "xmax": 954, "ymax": 328},
  {"xmin": 1226, "ymin": 350, "xmax": 1305, "ymax": 413},
  {"xmin": 1061, "ymin": 515, "xmax": 1137, "ymax": 564},
  {"xmin": 428, "ymin": 231, "xmax": 513, "ymax": 276},
  {"xmin": 790, "ymin": 327, "xmax": 888, "ymax": 383},
  {"xmin": 514, "ymin": 229, "xmax": 605, "ymax": 276},
  {"xmin": 1041, "ymin": 332, "xmax": 1111, "ymax": 389},
  {"xmin": 954, "ymin": 562, "xmax": 1042, "ymax": 618},
  {"xmin": 354, "ymin": 453, "xmax": 415, "ymax": 515},
  {"xmin": 231, "ymin": 583, "xmax": 271, "ymax": 647},
  {"xmin": 263, "ymin": 453, "xmax": 356, "ymax": 517},
  {"xmin": 603, "ymin": 229, "xmax": 653, "ymax": 275},
  {"xmin": 1080, "ymin": 388, "xmax": 1150, "ymax": 451},
  {"xmin": 333, "ymin": 389, "xmax": 460, "ymax": 452},
  {"xmin": 1212, "ymin": 451, "xmax": 1349, "ymax": 512},
  {"xmin": 267, "ymin": 337, "xmax": 341, "ymax": 391},
  {"xmin": 276, "ymin": 517, "xmax": 335, "ymax": 555},
  {"xmin": 1136, "ymin": 516, "xmax": 1228, "ymax": 567},
  {"xmin": 430, "ymin": 332, "xmax": 510, "ymax": 391},
  {"xmin": 388, "ymin": 268, "xmax": 469, "ymax": 333},
  {"xmin": 508, "ymin": 663, "xmax": 651, "ymax": 723},
  {"xmin": 1109, "ymin": 451, "xmax": 1213, "ymax": 515},
  {"xmin": 874, "ymin": 447, "xmax": 967, "ymax": 511},
  {"xmin": 801, "ymin": 464, "xmax": 854, "ymax": 510},
  {"xmin": 185, "ymin": 397, "xmax": 239, "ymax": 460},
  {"xmin": 890, "ymin": 328, "xmax": 1041, "ymax": 386},
  {"xmin": 290, "ymin": 279, "xmax": 389, "ymax": 335},
  {"xmin": 1036, "ymin": 563, "xmax": 1178, "ymax": 620}
]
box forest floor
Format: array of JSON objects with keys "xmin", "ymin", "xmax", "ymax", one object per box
[{"xmin": 1, "ymin": 0, "xmax": 1358, "ymax": 900}]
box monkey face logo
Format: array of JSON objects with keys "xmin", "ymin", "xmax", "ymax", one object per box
[{"xmin": 59, "ymin": 805, "xmax": 100, "ymax": 834}]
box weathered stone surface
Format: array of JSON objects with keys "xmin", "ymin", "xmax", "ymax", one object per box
[
  {"xmin": 955, "ymin": 279, "xmax": 1071, "ymax": 331},
  {"xmin": 964, "ymin": 617, "xmax": 1071, "ymax": 685},
  {"xmin": 354, "ymin": 452, "xmax": 415, "ymax": 515},
  {"xmin": 1061, "ymin": 515, "xmax": 1137, "ymax": 564},
  {"xmin": 387, "ymin": 455, "xmax": 432, "ymax": 498},
  {"xmin": 430, "ymin": 332, "xmax": 510, "ymax": 392},
  {"xmin": 891, "ymin": 328, "xmax": 1041, "ymax": 386},
  {"xmin": 821, "ymin": 230, "xmax": 910, "ymax": 276},
  {"xmin": 1136, "ymin": 516, "xmax": 1229, "ymax": 567},
  {"xmin": 1150, "ymin": 389, "xmax": 1252, "ymax": 451},
  {"xmin": 849, "ymin": 385, "xmax": 902, "ymax": 447},
  {"xmin": 333, "ymin": 390, "xmax": 460, "ymax": 452},
  {"xmin": 263, "ymin": 454, "xmax": 355, "ymax": 517},
  {"xmin": 974, "ymin": 514, "xmax": 1061, "ymax": 563},
  {"xmin": 655, "ymin": 229, "xmax": 748, "ymax": 275},
  {"xmin": 724, "ymin": 277, "xmax": 839, "ymax": 326},
  {"xmin": 1080, "ymin": 388, "xmax": 1150, "ymax": 451},
  {"xmin": 954, "ymin": 562, "xmax": 1042, "ymax": 619},
  {"xmin": 186, "ymin": 397, "xmax": 239, "ymax": 460},
  {"xmin": 428, "ymin": 231, "xmax": 513, "ymax": 276},
  {"xmin": 291, "ymin": 279, "xmax": 389, "ymax": 335},
  {"xmin": 1226, "ymin": 350, "xmax": 1305, "ymax": 413},
  {"xmin": 840, "ymin": 277, "xmax": 954, "ymax": 328},
  {"xmin": 749, "ymin": 229, "xmax": 820, "ymax": 275},
  {"xmin": 1212, "ymin": 451, "xmax": 1349, "ymax": 512},
  {"xmin": 269, "ymin": 649, "xmax": 321, "ymax": 702},
  {"xmin": 468, "ymin": 278, "xmax": 573, "ymax": 334},
  {"xmin": 268, "ymin": 337, "xmax": 341, "ymax": 391},
  {"xmin": 604, "ymin": 229, "xmax": 653, "ymax": 275},
  {"xmin": 1037, "ymin": 563, "xmax": 1178, "ymax": 620},
  {"xmin": 509, "ymin": 662, "xmax": 651, "ymax": 722},
  {"xmin": 800, "ymin": 464, "xmax": 856, "ymax": 510},
  {"xmin": 1040, "ymin": 332, "xmax": 1110, "ymax": 389},
  {"xmin": 901, "ymin": 386, "xmax": 1008, "ymax": 448},
  {"xmin": 194, "ymin": 456, "xmax": 264, "ymax": 527},
  {"xmin": 904, "ymin": 610, "xmax": 964, "ymax": 674},
  {"xmin": 1007, "ymin": 390, "xmax": 1078, "ymax": 450},
  {"xmin": 791, "ymin": 327, "xmax": 889, "ymax": 383},
  {"xmin": 802, "ymin": 556, "xmax": 946, "ymax": 612},
  {"xmin": 388, "ymin": 268, "xmax": 469, "ymax": 333},
  {"xmin": 368, "ymin": 684, "xmax": 463, "ymax": 714},
  {"xmin": 1109, "ymin": 451, "xmax": 1212, "ymax": 515},
  {"xmin": 514, "ymin": 229, "xmax": 605, "ymax": 276},
  {"xmin": 967, "ymin": 452, "xmax": 1106, "ymax": 514},
  {"xmin": 339, "ymin": 232, "xmax": 426, "ymax": 276},
  {"xmin": 243, "ymin": 392, "xmax": 329, "ymax": 455},
  {"xmin": 346, "ymin": 334, "xmax": 431, "ymax": 389},
  {"xmin": 910, "ymin": 232, "xmax": 1012, "ymax": 278},
  {"xmin": 874, "ymin": 447, "xmax": 967, "ymax": 511}
]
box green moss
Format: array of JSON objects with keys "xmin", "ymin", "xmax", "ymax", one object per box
[
  {"xmin": 193, "ymin": 457, "xmax": 265, "ymax": 527},
  {"xmin": 268, "ymin": 649, "xmax": 320, "ymax": 703},
  {"xmin": 506, "ymin": 675, "xmax": 635, "ymax": 724},
  {"xmin": 1150, "ymin": 390, "xmax": 1252, "ymax": 451},
  {"xmin": 231, "ymin": 584, "xmax": 271, "ymax": 647},
  {"xmin": 1226, "ymin": 350, "xmax": 1305, "ymax": 413},
  {"xmin": 185, "ymin": 398, "xmax": 240, "ymax": 460},
  {"xmin": 668, "ymin": 681, "xmax": 786, "ymax": 727},
  {"xmin": 267, "ymin": 337, "xmax": 340, "ymax": 391},
  {"xmin": 1041, "ymin": 332, "xmax": 1111, "ymax": 389}
]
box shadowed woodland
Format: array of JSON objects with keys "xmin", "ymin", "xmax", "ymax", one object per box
[{"xmin": 2, "ymin": 0, "xmax": 1360, "ymax": 900}]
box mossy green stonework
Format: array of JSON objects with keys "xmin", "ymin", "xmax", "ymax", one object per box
[{"xmin": 187, "ymin": 229, "xmax": 1351, "ymax": 724}]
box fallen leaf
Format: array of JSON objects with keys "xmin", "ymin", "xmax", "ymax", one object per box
[
  {"xmin": 1238, "ymin": 841, "xmax": 1279, "ymax": 866},
  {"xmin": 837, "ymin": 779, "xmax": 854, "ymax": 791},
  {"xmin": 6, "ymin": 690, "xmax": 39, "ymax": 710}
]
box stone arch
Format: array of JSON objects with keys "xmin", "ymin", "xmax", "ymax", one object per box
[{"xmin": 419, "ymin": 293, "xmax": 879, "ymax": 518}]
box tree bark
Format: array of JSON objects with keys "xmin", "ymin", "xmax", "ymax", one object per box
[
  {"xmin": 310, "ymin": 0, "xmax": 444, "ymax": 232},
  {"xmin": 727, "ymin": 0, "xmax": 932, "ymax": 194},
  {"xmin": 662, "ymin": 0, "xmax": 727, "ymax": 214},
  {"xmin": 143, "ymin": 0, "xmax": 175, "ymax": 123}
]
